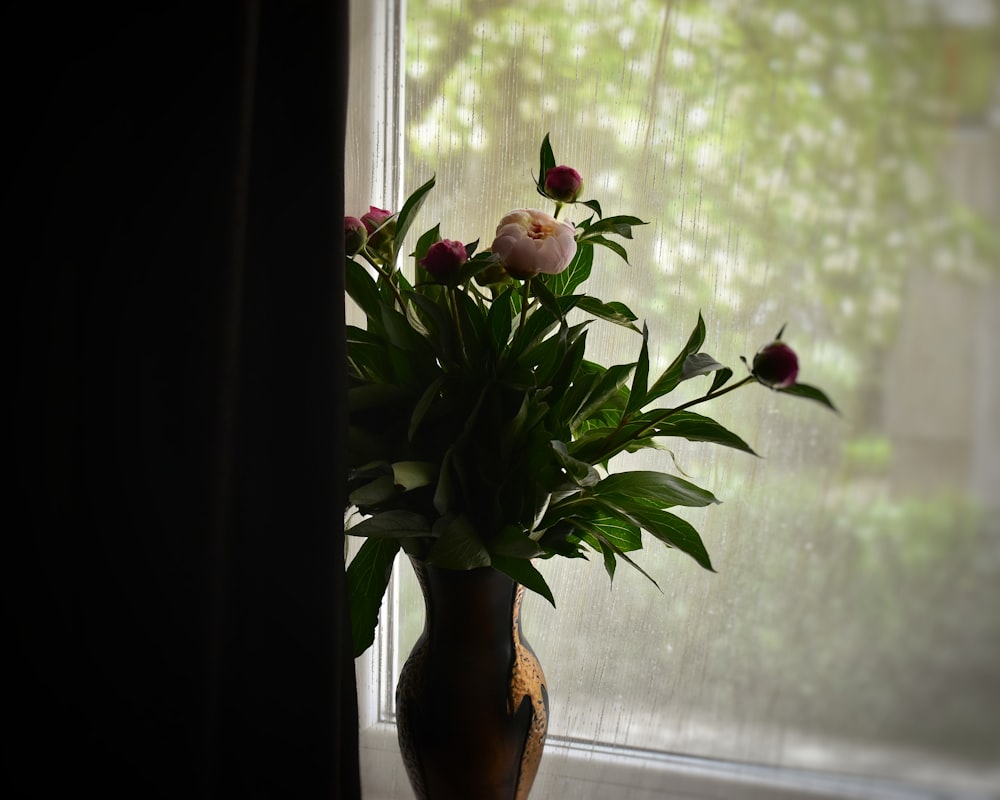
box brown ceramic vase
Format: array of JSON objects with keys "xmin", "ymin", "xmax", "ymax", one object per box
[{"xmin": 395, "ymin": 558, "xmax": 548, "ymax": 800}]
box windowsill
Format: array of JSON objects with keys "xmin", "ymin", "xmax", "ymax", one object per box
[
  {"xmin": 355, "ymin": 582, "xmax": 999, "ymax": 800},
  {"xmin": 359, "ymin": 722, "xmax": 997, "ymax": 800}
]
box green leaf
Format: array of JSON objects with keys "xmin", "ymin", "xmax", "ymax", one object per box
[
  {"xmin": 594, "ymin": 470, "xmax": 720, "ymax": 509},
  {"xmin": 537, "ymin": 524, "xmax": 588, "ymax": 559},
  {"xmin": 623, "ymin": 323, "xmax": 650, "ymax": 419},
  {"xmin": 393, "ymin": 176, "xmax": 436, "ymax": 262},
  {"xmin": 391, "ymin": 461, "xmax": 437, "ymax": 491},
  {"xmin": 570, "ymin": 362, "xmax": 634, "ymax": 429},
  {"xmin": 346, "ymin": 510, "xmax": 432, "ymax": 538},
  {"xmin": 584, "ymin": 236, "xmax": 630, "ymax": 264},
  {"xmin": 550, "ymin": 440, "xmax": 600, "ymax": 487},
  {"xmin": 347, "ymin": 341, "xmax": 395, "ymax": 384},
  {"xmin": 433, "ymin": 448, "xmax": 457, "ymax": 515},
  {"xmin": 506, "ymin": 299, "xmax": 565, "ymax": 365},
  {"xmin": 452, "ymin": 287, "xmax": 489, "ymax": 358},
  {"xmin": 536, "ymin": 133, "xmax": 557, "ymax": 196},
  {"xmin": 515, "ymin": 324, "xmax": 565, "ymax": 386},
  {"xmin": 642, "ymin": 410, "xmax": 758, "ymax": 456},
  {"xmin": 576, "ymin": 513, "xmax": 643, "ymax": 553},
  {"xmin": 427, "ymin": 514, "xmax": 492, "ymax": 569},
  {"xmin": 344, "ymin": 259, "xmax": 385, "ymax": 322},
  {"xmin": 408, "ymin": 375, "xmax": 446, "ymax": 440},
  {"xmin": 568, "ymin": 518, "xmax": 660, "ymax": 589},
  {"xmin": 611, "ymin": 503, "xmax": 715, "ymax": 571},
  {"xmin": 348, "ymin": 474, "xmax": 397, "ymax": 507},
  {"xmin": 681, "ymin": 352, "xmax": 728, "ymax": 381},
  {"xmin": 578, "ymin": 214, "xmax": 647, "ymax": 240},
  {"xmin": 598, "ymin": 538, "xmax": 617, "ymax": 581},
  {"xmin": 544, "ymin": 324, "xmax": 589, "ymax": 400},
  {"xmin": 489, "ymin": 525, "xmax": 544, "ymax": 558},
  {"xmin": 556, "ymin": 361, "xmax": 603, "ymax": 427},
  {"xmin": 486, "ymin": 285, "xmax": 516, "ymax": 352},
  {"xmin": 501, "ymin": 393, "xmax": 532, "ymax": 445},
  {"xmin": 580, "ymin": 198, "xmax": 603, "ymax": 218},
  {"xmin": 586, "ymin": 234, "xmax": 630, "ymax": 263},
  {"xmin": 777, "ymin": 382, "xmax": 840, "ymax": 413},
  {"xmin": 412, "ymin": 223, "xmax": 442, "ymax": 267},
  {"xmin": 576, "ymin": 296, "xmax": 641, "ymax": 330},
  {"xmin": 456, "ymin": 250, "xmax": 494, "ymax": 285},
  {"xmin": 708, "ymin": 367, "xmax": 734, "ymax": 394},
  {"xmin": 347, "ymin": 537, "xmax": 401, "ymax": 657},
  {"xmin": 404, "ymin": 290, "xmax": 457, "ymax": 363},
  {"xmin": 346, "ymin": 324, "xmax": 383, "ymax": 346},
  {"xmin": 646, "ymin": 313, "xmax": 707, "ymax": 403},
  {"xmin": 530, "ymin": 277, "xmax": 563, "ymax": 322},
  {"xmin": 384, "ymin": 344, "xmax": 421, "ymax": 388},
  {"xmin": 380, "ymin": 305, "xmax": 434, "ymax": 359},
  {"xmin": 490, "ymin": 555, "xmax": 555, "ymax": 606}
]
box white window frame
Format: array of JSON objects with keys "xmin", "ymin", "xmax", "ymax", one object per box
[{"xmin": 347, "ymin": 3, "xmax": 993, "ymax": 798}]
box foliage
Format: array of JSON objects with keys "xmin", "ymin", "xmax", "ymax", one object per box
[
  {"xmin": 405, "ymin": 0, "xmax": 1000, "ymax": 359},
  {"xmin": 345, "ymin": 136, "xmax": 835, "ymax": 656}
]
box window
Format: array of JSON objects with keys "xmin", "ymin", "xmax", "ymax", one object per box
[{"xmin": 346, "ymin": 1, "xmax": 1000, "ymax": 797}]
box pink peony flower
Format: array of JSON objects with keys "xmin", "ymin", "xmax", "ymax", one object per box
[
  {"xmin": 752, "ymin": 341, "xmax": 799, "ymax": 389},
  {"xmin": 544, "ymin": 165, "xmax": 583, "ymax": 203},
  {"xmin": 344, "ymin": 216, "xmax": 367, "ymax": 256},
  {"xmin": 419, "ymin": 239, "xmax": 467, "ymax": 281},
  {"xmin": 491, "ymin": 209, "xmax": 577, "ymax": 279}
]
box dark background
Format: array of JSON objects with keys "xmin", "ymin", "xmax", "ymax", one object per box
[{"xmin": 7, "ymin": 3, "xmax": 360, "ymax": 796}]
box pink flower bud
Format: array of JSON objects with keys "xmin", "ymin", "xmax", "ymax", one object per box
[
  {"xmin": 360, "ymin": 206, "xmax": 396, "ymax": 263},
  {"xmin": 752, "ymin": 341, "xmax": 799, "ymax": 389},
  {"xmin": 544, "ymin": 165, "xmax": 583, "ymax": 203},
  {"xmin": 491, "ymin": 209, "xmax": 578, "ymax": 280},
  {"xmin": 344, "ymin": 216, "xmax": 367, "ymax": 256},
  {"xmin": 419, "ymin": 239, "xmax": 468, "ymax": 281},
  {"xmin": 360, "ymin": 206, "xmax": 393, "ymax": 233}
]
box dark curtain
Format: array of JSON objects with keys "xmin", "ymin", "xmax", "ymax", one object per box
[{"xmin": 8, "ymin": 2, "xmax": 361, "ymax": 797}]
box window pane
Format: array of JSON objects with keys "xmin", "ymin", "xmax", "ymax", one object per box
[{"xmin": 357, "ymin": 0, "xmax": 1000, "ymax": 794}]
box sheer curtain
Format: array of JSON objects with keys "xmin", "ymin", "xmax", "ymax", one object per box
[{"xmin": 348, "ymin": 0, "xmax": 1000, "ymax": 797}]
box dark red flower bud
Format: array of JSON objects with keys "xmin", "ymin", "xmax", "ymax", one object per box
[
  {"xmin": 344, "ymin": 216, "xmax": 367, "ymax": 256},
  {"xmin": 752, "ymin": 341, "xmax": 799, "ymax": 389},
  {"xmin": 419, "ymin": 239, "xmax": 468, "ymax": 281},
  {"xmin": 544, "ymin": 165, "xmax": 583, "ymax": 203},
  {"xmin": 360, "ymin": 206, "xmax": 396, "ymax": 264},
  {"xmin": 360, "ymin": 206, "xmax": 393, "ymax": 233}
]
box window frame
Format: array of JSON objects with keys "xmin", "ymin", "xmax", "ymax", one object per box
[{"xmin": 347, "ymin": 3, "xmax": 997, "ymax": 798}]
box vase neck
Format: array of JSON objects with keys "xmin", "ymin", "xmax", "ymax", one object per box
[{"xmin": 410, "ymin": 561, "xmax": 521, "ymax": 648}]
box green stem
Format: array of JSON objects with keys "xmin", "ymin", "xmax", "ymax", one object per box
[
  {"xmin": 517, "ymin": 277, "xmax": 532, "ymax": 335},
  {"xmin": 449, "ymin": 287, "xmax": 468, "ymax": 364},
  {"xmin": 593, "ymin": 375, "xmax": 758, "ymax": 465},
  {"xmin": 361, "ymin": 251, "xmax": 406, "ymax": 311},
  {"xmin": 673, "ymin": 375, "xmax": 757, "ymax": 413}
]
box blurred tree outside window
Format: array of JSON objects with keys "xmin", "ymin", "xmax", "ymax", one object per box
[{"xmin": 348, "ymin": 0, "xmax": 1000, "ymax": 796}]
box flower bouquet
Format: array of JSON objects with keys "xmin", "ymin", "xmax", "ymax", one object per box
[
  {"xmin": 345, "ymin": 134, "xmax": 834, "ymax": 653},
  {"xmin": 344, "ymin": 135, "xmax": 835, "ymax": 798}
]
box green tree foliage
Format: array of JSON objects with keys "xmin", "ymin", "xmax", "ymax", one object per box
[{"xmin": 406, "ymin": 0, "xmax": 999, "ymax": 354}]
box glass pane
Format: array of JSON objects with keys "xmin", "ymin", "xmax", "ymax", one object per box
[{"xmin": 362, "ymin": 0, "xmax": 1000, "ymax": 794}]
